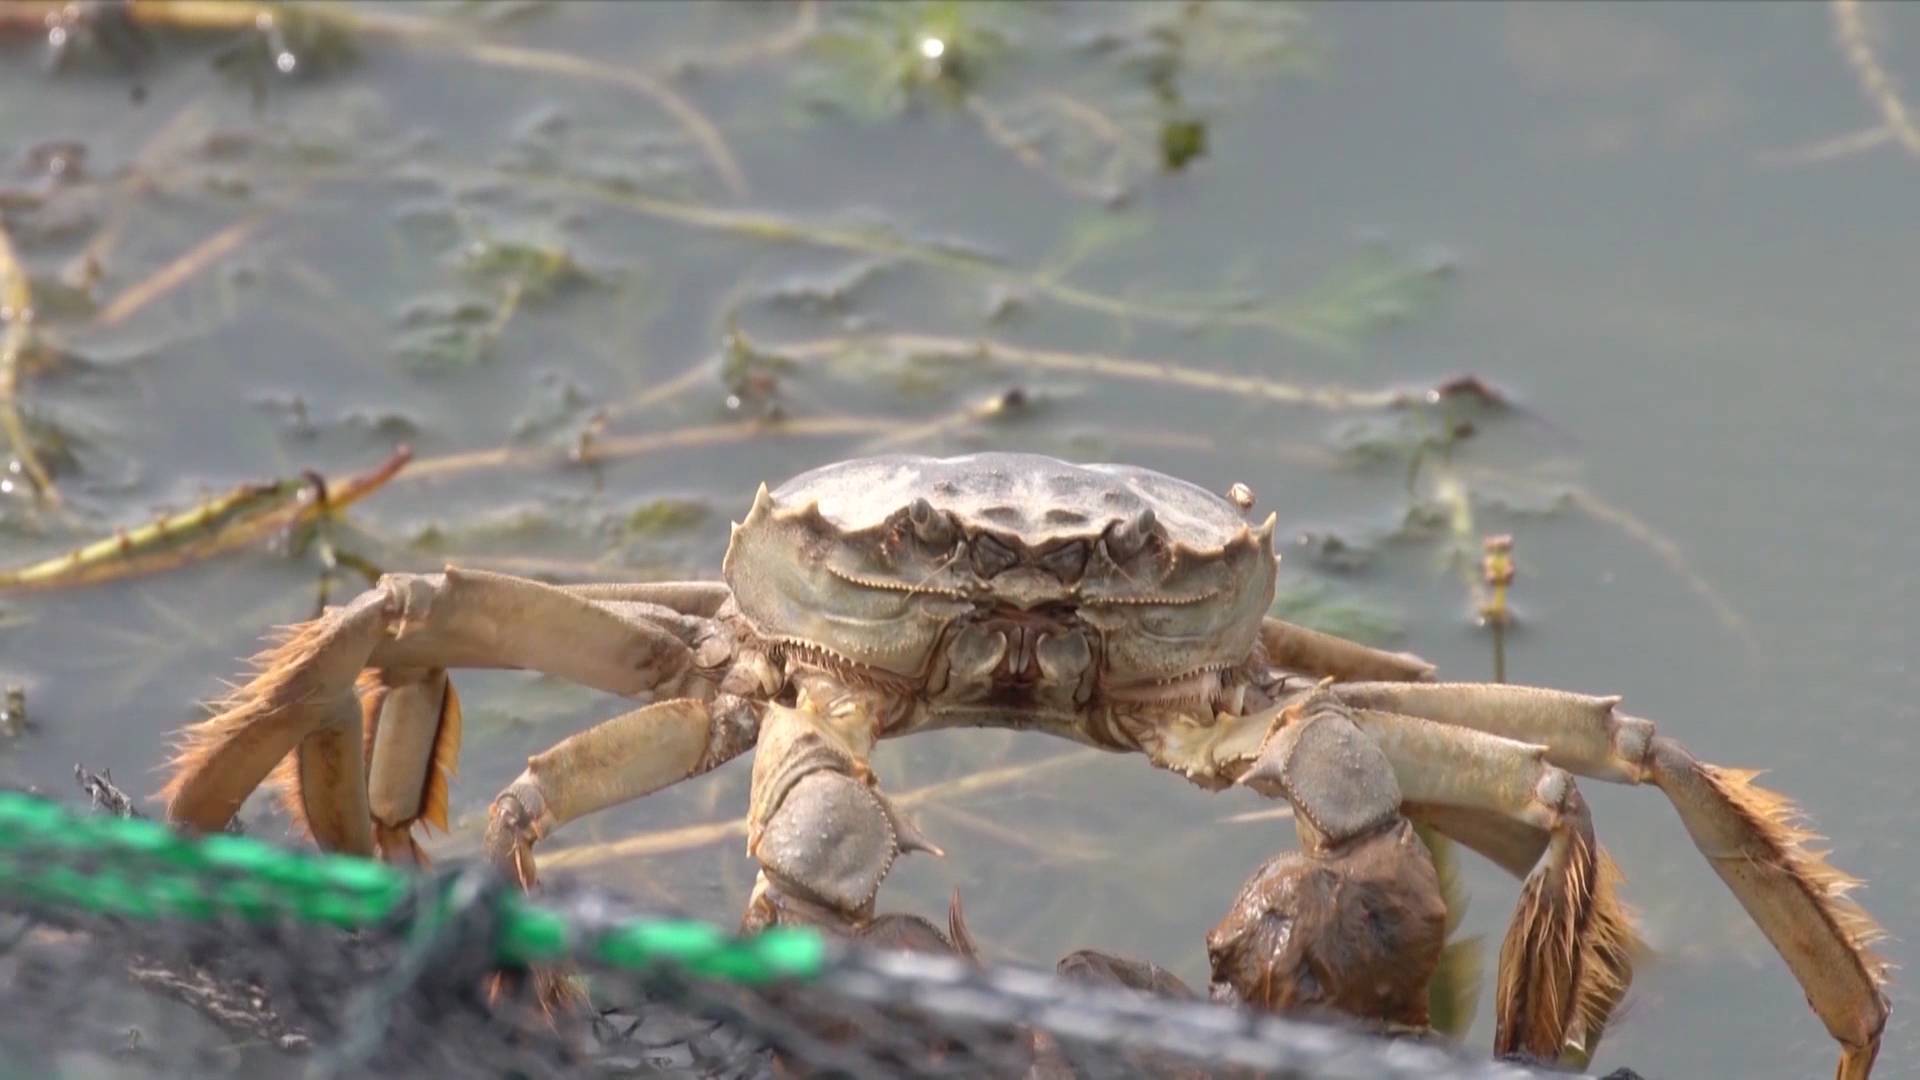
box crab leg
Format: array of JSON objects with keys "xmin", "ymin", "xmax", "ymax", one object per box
[
  {"xmin": 1331, "ymin": 682, "xmax": 1891, "ymax": 1080},
  {"xmin": 291, "ymin": 686, "xmax": 381, "ymax": 856},
  {"xmin": 486, "ymin": 695, "xmax": 761, "ymax": 890},
  {"xmin": 1344, "ymin": 707, "xmax": 1637, "ymax": 1064},
  {"xmin": 161, "ymin": 568, "xmax": 719, "ymax": 855},
  {"xmin": 162, "ymin": 587, "xmax": 390, "ymax": 850},
  {"xmin": 358, "ymin": 667, "xmax": 460, "ymax": 863},
  {"xmin": 1204, "ymin": 696, "xmax": 1451, "ymax": 1029},
  {"xmin": 1261, "ymin": 616, "xmax": 1436, "ymax": 683},
  {"xmin": 560, "ymin": 580, "xmax": 733, "ymax": 617},
  {"xmin": 1156, "ymin": 692, "xmax": 1630, "ymax": 1063},
  {"xmin": 740, "ymin": 675, "xmax": 938, "ymax": 933}
]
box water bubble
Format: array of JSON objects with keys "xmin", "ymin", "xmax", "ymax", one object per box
[
  {"xmin": 918, "ymin": 36, "xmax": 945, "ymax": 60},
  {"xmin": 276, "ymin": 51, "xmax": 298, "ymax": 74}
]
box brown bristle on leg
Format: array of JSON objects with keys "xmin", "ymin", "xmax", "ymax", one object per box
[
  {"xmin": 158, "ymin": 595, "xmax": 386, "ymax": 832},
  {"xmin": 1494, "ymin": 818, "xmax": 1635, "ymax": 1065},
  {"xmin": 1568, "ymin": 848, "xmax": 1639, "ymax": 1062},
  {"xmin": 1658, "ymin": 751, "xmax": 1889, "ymax": 1078},
  {"xmin": 1496, "ymin": 829, "xmax": 1585, "ymax": 1061},
  {"xmin": 356, "ymin": 669, "xmax": 390, "ymax": 772},
  {"xmin": 419, "ymin": 678, "xmax": 463, "ymax": 833},
  {"xmin": 270, "ymin": 671, "xmax": 387, "ymax": 841},
  {"xmin": 1697, "ymin": 764, "xmax": 1889, "ymax": 987}
]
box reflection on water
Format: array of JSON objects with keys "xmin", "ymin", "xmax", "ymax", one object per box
[{"xmin": 1, "ymin": 3, "xmax": 1914, "ymax": 1076}]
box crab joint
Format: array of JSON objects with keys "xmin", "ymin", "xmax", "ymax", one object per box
[
  {"xmin": 490, "ymin": 784, "xmax": 548, "ymax": 845},
  {"xmin": 1240, "ymin": 696, "xmax": 1403, "ymax": 854},
  {"xmin": 484, "ymin": 786, "xmax": 546, "ymax": 891}
]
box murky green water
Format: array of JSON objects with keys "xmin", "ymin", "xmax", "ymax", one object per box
[{"xmin": 2, "ymin": 3, "xmax": 1915, "ymax": 1076}]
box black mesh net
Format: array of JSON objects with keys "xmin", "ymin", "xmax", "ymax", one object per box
[{"xmin": 0, "ymin": 779, "xmax": 1604, "ymax": 1080}]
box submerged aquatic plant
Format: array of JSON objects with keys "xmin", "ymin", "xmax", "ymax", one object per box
[
  {"xmin": 792, "ymin": 1, "xmax": 1321, "ymax": 199},
  {"xmin": 1270, "ymin": 578, "xmax": 1402, "ymax": 646},
  {"xmin": 209, "ymin": 3, "xmax": 360, "ymax": 101},
  {"xmin": 795, "ymin": 0, "xmax": 1023, "ymax": 119},
  {"xmin": 391, "ymin": 222, "xmax": 600, "ymax": 372}
]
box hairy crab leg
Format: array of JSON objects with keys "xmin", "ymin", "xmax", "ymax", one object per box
[
  {"xmin": 362, "ymin": 569, "xmax": 712, "ymax": 693},
  {"xmin": 485, "ymin": 695, "xmax": 762, "ymax": 891},
  {"xmin": 1156, "ymin": 693, "xmax": 1451, "ymax": 1032},
  {"xmin": 1154, "ymin": 691, "xmax": 1632, "ymax": 1063},
  {"xmin": 162, "ymin": 587, "xmax": 390, "ymax": 850},
  {"xmin": 1330, "ymin": 682, "xmax": 1891, "ymax": 1080},
  {"xmin": 355, "ymin": 667, "xmax": 461, "ymax": 863},
  {"xmin": 1260, "ymin": 617, "xmax": 1436, "ymax": 683},
  {"xmin": 161, "ymin": 569, "xmax": 725, "ymax": 855},
  {"xmin": 1342, "ymin": 707, "xmax": 1638, "ymax": 1064}
]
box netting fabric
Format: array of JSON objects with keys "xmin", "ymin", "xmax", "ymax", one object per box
[{"xmin": 0, "ymin": 787, "xmax": 1590, "ymax": 1080}]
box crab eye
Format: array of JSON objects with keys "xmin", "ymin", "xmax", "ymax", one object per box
[
  {"xmin": 1105, "ymin": 508, "xmax": 1159, "ymax": 563},
  {"xmin": 969, "ymin": 533, "xmax": 1019, "ymax": 578},
  {"xmin": 1038, "ymin": 540, "xmax": 1089, "ymax": 582},
  {"xmin": 908, "ymin": 497, "xmax": 956, "ymax": 548}
]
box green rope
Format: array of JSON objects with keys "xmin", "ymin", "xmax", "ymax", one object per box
[{"xmin": 0, "ymin": 790, "xmax": 825, "ymax": 986}]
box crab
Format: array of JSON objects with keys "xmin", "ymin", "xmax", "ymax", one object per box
[{"xmin": 158, "ymin": 452, "xmax": 1888, "ymax": 1075}]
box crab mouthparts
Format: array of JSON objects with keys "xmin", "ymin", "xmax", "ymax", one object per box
[{"xmin": 976, "ymin": 605, "xmax": 1083, "ymax": 685}]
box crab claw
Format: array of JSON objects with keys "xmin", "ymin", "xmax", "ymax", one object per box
[{"xmin": 1207, "ymin": 818, "xmax": 1446, "ymax": 1031}]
